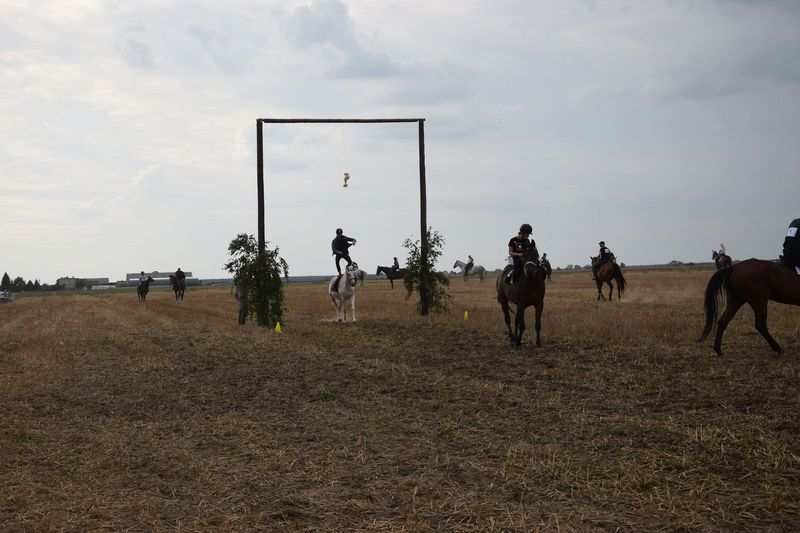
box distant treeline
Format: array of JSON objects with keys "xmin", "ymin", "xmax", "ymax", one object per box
[{"xmin": 1, "ymin": 272, "xmax": 49, "ymax": 292}]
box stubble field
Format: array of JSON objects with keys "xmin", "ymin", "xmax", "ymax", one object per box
[{"xmin": 1, "ymin": 267, "xmax": 799, "ymax": 531}]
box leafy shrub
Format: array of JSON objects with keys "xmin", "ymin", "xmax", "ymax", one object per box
[
  {"xmin": 403, "ymin": 228, "xmax": 451, "ymax": 315},
  {"xmin": 225, "ymin": 233, "xmax": 289, "ymax": 327}
]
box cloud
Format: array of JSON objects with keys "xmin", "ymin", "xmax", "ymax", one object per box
[{"xmin": 287, "ymin": 0, "xmax": 398, "ymax": 78}]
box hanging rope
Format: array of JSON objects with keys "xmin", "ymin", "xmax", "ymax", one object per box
[{"xmin": 340, "ymin": 125, "xmax": 350, "ymax": 187}]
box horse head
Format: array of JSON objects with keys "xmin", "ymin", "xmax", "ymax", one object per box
[
  {"xmin": 521, "ymin": 250, "xmax": 542, "ymax": 279},
  {"xmin": 453, "ymin": 260, "xmax": 459, "ymax": 269}
]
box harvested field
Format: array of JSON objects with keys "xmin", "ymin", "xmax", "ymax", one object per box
[{"xmin": 1, "ymin": 268, "xmax": 799, "ymax": 531}]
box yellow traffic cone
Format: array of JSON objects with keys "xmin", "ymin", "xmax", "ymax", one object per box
[
  {"xmin": 275, "ymin": 322, "xmax": 282, "ymax": 333},
  {"xmin": 464, "ymin": 310, "xmax": 469, "ymax": 321}
]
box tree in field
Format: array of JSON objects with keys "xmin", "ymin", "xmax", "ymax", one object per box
[
  {"xmin": 1, "ymin": 273, "xmax": 10, "ymax": 291},
  {"xmin": 225, "ymin": 233, "xmax": 289, "ymax": 327},
  {"xmin": 33, "ymin": 280, "xmax": 41, "ymax": 291},
  {"xmin": 25, "ymin": 280, "xmax": 34, "ymax": 291},
  {"xmin": 403, "ymin": 227, "xmax": 452, "ymax": 315},
  {"xmin": 12, "ymin": 277, "xmax": 25, "ymax": 292}
]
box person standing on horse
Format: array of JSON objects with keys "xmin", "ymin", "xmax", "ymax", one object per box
[
  {"xmin": 465, "ymin": 255, "xmax": 474, "ymax": 276},
  {"xmin": 331, "ymin": 228, "xmax": 357, "ymax": 274},
  {"xmin": 781, "ymin": 218, "xmax": 800, "ymax": 268},
  {"xmin": 506, "ymin": 223, "xmax": 537, "ymax": 284},
  {"xmin": 593, "ymin": 241, "xmax": 612, "ymax": 280}
]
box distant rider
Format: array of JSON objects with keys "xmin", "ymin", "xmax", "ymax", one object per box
[
  {"xmin": 465, "ymin": 255, "xmax": 474, "ymax": 276},
  {"xmin": 505, "ymin": 223, "xmax": 537, "ymax": 284},
  {"xmin": 174, "ymin": 267, "xmax": 186, "ymax": 282},
  {"xmin": 392, "ymin": 257, "xmax": 400, "ymax": 272},
  {"xmin": 593, "ymin": 241, "xmax": 612, "ymax": 280},
  {"xmin": 331, "ymin": 228, "xmax": 357, "ymax": 274}
]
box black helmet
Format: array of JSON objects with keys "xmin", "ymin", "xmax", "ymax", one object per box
[
  {"xmin": 336, "ymin": 228, "xmax": 343, "ymax": 235},
  {"xmin": 519, "ymin": 223, "xmax": 533, "ymax": 235},
  {"xmin": 599, "ymin": 241, "xmax": 605, "ymax": 246}
]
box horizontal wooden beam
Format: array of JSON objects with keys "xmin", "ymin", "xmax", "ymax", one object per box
[{"xmin": 258, "ymin": 118, "xmax": 424, "ymax": 124}]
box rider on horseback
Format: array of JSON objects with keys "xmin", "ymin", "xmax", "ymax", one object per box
[
  {"xmin": 174, "ymin": 267, "xmax": 186, "ymax": 282},
  {"xmin": 592, "ymin": 241, "xmax": 612, "ymax": 280},
  {"xmin": 781, "ymin": 218, "xmax": 800, "ymax": 268},
  {"xmin": 392, "ymin": 257, "xmax": 400, "ymax": 272},
  {"xmin": 138, "ymin": 271, "xmax": 148, "ymax": 285},
  {"xmin": 465, "ymin": 255, "xmax": 474, "ymax": 276},
  {"xmin": 505, "ymin": 223, "xmax": 538, "ymax": 284},
  {"xmin": 332, "ymin": 228, "xmax": 357, "ymax": 275}
]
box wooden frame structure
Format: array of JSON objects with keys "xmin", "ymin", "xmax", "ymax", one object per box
[{"xmin": 256, "ymin": 118, "xmax": 430, "ymax": 314}]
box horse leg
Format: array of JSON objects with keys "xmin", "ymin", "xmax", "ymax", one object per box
[
  {"xmin": 714, "ymin": 297, "xmax": 744, "ymax": 356},
  {"xmin": 351, "ymin": 295, "xmax": 357, "ymax": 322},
  {"xmin": 500, "ymin": 298, "xmax": 514, "ymax": 341},
  {"xmin": 608, "ymin": 281, "xmax": 614, "ymax": 301},
  {"xmin": 515, "ymin": 307, "xmax": 525, "ymax": 347},
  {"xmin": 389, "ymin": 278, "xmax": 394, "ymax": 289},
  {"xmin": 596, "ymin": 279, "xmax": 604, "ymax": 301},
  {"xmin": 534, "ymin": 301, "xmax": 543, "ymax": 348},
  {"xmin": 331, "ymin": 295, "xmax": 341, "ymax": 322},
  {"xmin": 750, "ymin": 299, "xmax": 783, "ymax": 354}
]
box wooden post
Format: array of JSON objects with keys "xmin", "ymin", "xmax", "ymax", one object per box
[
  {"xmin": 418, "ymin": 119, "xmax": 429, "ymax": 315},
  {"xmin": 257, "ymin": 119, "xmax": 265, "ymax": 254}
]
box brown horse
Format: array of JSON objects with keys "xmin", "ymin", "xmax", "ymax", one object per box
[
  {"xmin": 376, "ymin": 265, "xmax": 406, "ymax": 289},
  {"xmin": 712, "ymin": 250, "xmax": 732, "ymax": 270},
  {"xmin": 591, "ymin": 256, "xmax": 626, "ymax": 301},
  {"xmin": 496, "ymin": 250, "xmax": 546, "ymax": 347},
  {"xmin": 137, "ymin": 276, "xmax": 154, "ymax": 301},
  {"xmin": 542, "ymin": 258, "xmax": 552, "ymax": 282},
  {"xmin": 169, "ymin": 274, "xmax": 186, "ymax": 301},
  {"xmin": 699, "ymin": 259, "xmax": 800, "ymax": 356}
]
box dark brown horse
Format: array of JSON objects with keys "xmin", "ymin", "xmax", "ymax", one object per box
[
  {"xmin": 699, "ymin": 259, "xmax": 800, "ymax": 356},
  {"xmin": 137, "ymin": 276, "xmax": 154, "ymax": 302},
  {"xmin": 376, "ymin": 265, "xmax": 406, "ymax": 289},
  {"xmin": 169, "ymin": 274, "xmax": 185, "ymax": 301},
  {"xmin": 712, "ymin": 250, "xmax": 732, "ymax": 270},
  {"xmin": 591, "ymin": 256, "xmax": 626, "ymax": 301},
  {"xmin": 496, "ymin": 250, "xmax": 546, "ymax": 347},
  {"xmin": 542, "ymin": 258, "xmax": 552, "ymax": 282}
]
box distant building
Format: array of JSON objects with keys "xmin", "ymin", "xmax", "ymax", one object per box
[{"xmin": 56, "ymin": 276, "xmax": 110, "ymax": 289}]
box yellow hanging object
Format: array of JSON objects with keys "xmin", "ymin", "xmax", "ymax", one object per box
[
  {"xmin": 343, "ymin": 172, "xmax": 350, "ymax": 187},
  {"xmin": 464, "ymin": 310, "xmax": 470, "ymax": 321},
  {"xmin": 275, "ymin": 322, "xmax": 282, "ymax": 334}
]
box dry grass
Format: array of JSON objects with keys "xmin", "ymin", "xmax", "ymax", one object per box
[{"xmin": 1, "ymin": 267, "xmax": 799, "ymax": 531}]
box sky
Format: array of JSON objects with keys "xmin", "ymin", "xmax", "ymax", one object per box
[{"xmin": 1, "ymin": 0, "xmax": 799, "ymax": 282}]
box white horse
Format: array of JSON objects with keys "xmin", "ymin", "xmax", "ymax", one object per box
[
  {"xmin": 329, "ymin": 267, "xmax": 358, "ymax": 322},
  {"xmin": 453, "ymin": 259, "xmax": 486, "ymax": 283}
]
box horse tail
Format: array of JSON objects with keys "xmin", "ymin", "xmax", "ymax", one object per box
[
  {"xmin": 613, "ymin": 264, "xmax": 626, "ymax": 295},
  {"xmin": 698, "ymin": 267, "xmax": 731, "ymax": 341}
]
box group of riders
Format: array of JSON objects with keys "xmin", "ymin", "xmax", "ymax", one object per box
[
  {"xmin": 138, "ymin": 268, "xmax": 185, "ymax": 286},
  {"xmin": 327, "ymin": 216, "xmax": 800, "ymax": 294}
]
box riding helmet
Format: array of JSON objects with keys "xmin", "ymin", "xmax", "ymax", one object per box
[
  {"xmin": 336, "ymin": 228, "xmax": 343, "ymax": 235},
  {"xmin": 519, "ymin": 223, "xmax": 533, "ymax": 235},
  {"xmin": 599, "ymin": 241, "xmax": 605, "ymax": 246}
]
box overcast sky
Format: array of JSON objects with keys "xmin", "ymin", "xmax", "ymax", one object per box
[{"xmin": 2, "ymin": 0, "xmax": 798, "ymax": 282}]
